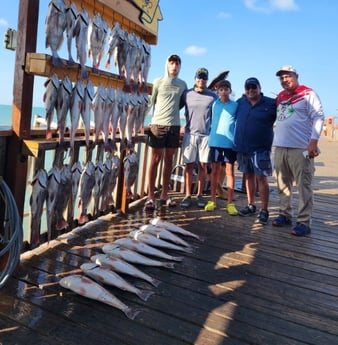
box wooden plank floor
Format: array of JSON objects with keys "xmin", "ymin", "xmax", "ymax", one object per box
[{"xmin": 1, "ymin": 135, "xmax": 338, "ymax": 345}]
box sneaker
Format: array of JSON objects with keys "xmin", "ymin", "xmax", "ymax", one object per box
[
  {"xmin": 256, "ymin": 209, "xmax": 269, "ymax": 225},
  {"xmin": 272, "ymin": 215, "xmax": 292, "ymax": 227},
  {"xmin": 205, "ymin": 201, "xmax": 216, "ymax": 211},
  {"xmin": 291, "ymin": 222, "xmax": 311, "ymax": 236},
  {"xmin": 196, "ymin": 195, "xmax": 207, "ymax": 208},
  {"xmin": 226, "ymin": 203, "xmax": 238, "ymax": 216},
  {"xmin": 238, "ymin": 204, "xmax": 256, "ymax": 217},
  {"xmin": 181, "ymin": 196, "xmax": 192, "ymax": 208}
]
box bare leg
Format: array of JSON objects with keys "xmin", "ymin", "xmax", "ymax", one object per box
[
  {"xmin": 160, "ymin": 147, "xmax": 177, "ymax": 200},
  {"xmin": 147, "ymin": 147, "xmax": 163, "ymax": 201}
]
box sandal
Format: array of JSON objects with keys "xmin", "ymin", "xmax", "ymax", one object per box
[
  {"xmin": 160, "ymin": 198, "xmax": 176, "ymax": 207},
  {"xmin": 144, "ymin": 199, "xmax": 155, "ymax": 211},
  {"xmin": 272, "ymin": 215, "xmax": 292, "ymax": 227},
  {"xmin": 291, "ymin": 222, "xmax": 311, "ymax": 236}
]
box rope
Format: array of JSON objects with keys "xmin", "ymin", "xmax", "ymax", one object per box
[{"xmin": 0, "ymin": 178, "xmax": 23, "ymax": 288}]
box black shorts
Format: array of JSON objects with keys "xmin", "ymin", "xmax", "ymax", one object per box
[
  {"xmin": 208, "ymin": 147, "xmax": 237, "ymax": 164},
  {"xmin": 148, "ymin": 125, "xmax": 180, "ymax": 149}
]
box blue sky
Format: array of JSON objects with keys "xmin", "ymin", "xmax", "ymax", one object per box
[{"xmin": 1, "ymin": 0, "xmax": 338, "ymax": 117}]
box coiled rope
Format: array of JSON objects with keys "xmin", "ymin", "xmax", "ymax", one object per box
[{"xmin": 0, "ymin": 177, "xmax": 23, "ymax": 288}]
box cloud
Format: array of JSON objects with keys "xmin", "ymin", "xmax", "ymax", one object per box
[
  {"xmin": 0, "ymin": 18, "xmax": 8, "ymax": 26},
  {"xmin": 184, "ymin": 45, "xmax": 207, "ymax": 56},
  {"xmin": 244, "ymin": 0, "xmax": 299, "ymax": 13},
  {"xmin": 217, "ymin": 11, "xmax": 232, "ymax": 19}
]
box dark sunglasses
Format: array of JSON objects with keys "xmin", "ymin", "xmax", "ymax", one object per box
[
  {"xmin": 245, "ymin": 84, "xmax": 258, "ymax": 90},
  {"xmin": 196, "ymin": 74, "xmax": 208, "ymax": 80}
]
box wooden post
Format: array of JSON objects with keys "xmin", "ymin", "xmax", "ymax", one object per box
[{"xmin": 5, "ymin": 0, "xmax": 39, "ymax": 218}]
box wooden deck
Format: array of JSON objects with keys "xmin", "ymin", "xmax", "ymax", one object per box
[{"xmin": 1, "ymin": 135, "xmax": 338, "ymax": 345}]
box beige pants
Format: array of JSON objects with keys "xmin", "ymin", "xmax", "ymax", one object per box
[{"xmin": 274, "ymin": 147, "xmax": 315, "ymax": 226}]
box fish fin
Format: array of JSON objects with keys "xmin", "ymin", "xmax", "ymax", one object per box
[
  {"xmin": 150, "ymin": 277, "xmax": 161, "ymax": 287},
  {"xmin": 124, "ymin": 307, "xmax": 141, "ymax": 320},
  {"xmin": 164, "ymin": 262, "xmax": 175, "ymax": 269},
  {"xmin": 137, "ymin": 289, "xmax": 154, "ymax": 302}
]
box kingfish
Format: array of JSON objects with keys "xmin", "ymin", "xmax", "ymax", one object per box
[
  {"xmin": 91, "ymin": 254, "xmax": 161, "ymax": 287},
  {"xmin": 93, "ymin": 83, "xmax": 107, "ymax": 144},
  {"xmin": 65, "ymin": 2, "xmax": 78, "ymax": 63},
  {"xmin": 125, "ymin": 93, "xmax": 139, "ymax": 149},
  {"xmin": 150, "ymin": 218, "xmax": 203, "ymax": 241},
  {"xmin": 114, "ymin": 237, "xmax": 183, "ymax": 262},
  {"xmin": 123, "ymin": 151, "xmax": 138, "ymax": 199},
  {"xmin": 30, "ymin": 169, "xmax": 48, "ymax": 247},
  {"xmin": 69, "ymin": 161, "xmax": 82, "ymax": 220},
  {"xmin": 103, "ymin": 86, "xmax": 115, "ymax": 152},
  {"xmin": 129, "ymin": 230, "xmax": 192, "ymax": 253},
  {"xmin": 80, "ymin": 263, "xmax": 154, "ymax": 301},
  {"xmin": 78, "ymin": 161, "xmax": 95, "ymax": 225},
  {"xmin": 43, "ymin": 73, "xmax": 60, "ymax": 140},
  {"xmin": 92, "ymin": 160, "xmax": 104, "ymax": 216},
  {"xmin": 59, "ymin": 274, "xmax": 140, "ymax": 320},
  {"xmin": 45, "ymin": 0, "xmax": 67, "ymax": 66},
  {"xmin": 141, "ymin": 40, "xmax": 151, "ymax": 87},
  {"xmin": 81, "ymin": 80, "xmax": 95, "ymax": 149},
  {"xmin": 110, "ymin": 88, "xmax": 123, "ymax": 151},
  {"xmin": 99, "ymin": 157, "xmax": 112, "ymax": 212},
  {"xmin": 102, "ymin": 244, "xmax": 175, "ymax": 269},
  {"xmin": 105, "ymin": 154, "xmax": 120, "ymax": 207}
]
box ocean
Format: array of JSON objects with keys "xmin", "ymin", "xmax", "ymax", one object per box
[{"xmin": 0, "ymin": 104, "xmax": 46, "ymax": 127}]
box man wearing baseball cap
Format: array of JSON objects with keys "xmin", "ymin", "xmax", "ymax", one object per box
[{"xmin": 272, "ymin": 65, "xmax": 325, "ymax": 236}]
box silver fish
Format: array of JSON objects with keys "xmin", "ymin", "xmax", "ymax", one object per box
[
  {"xmin": 99, "ymin": 157, "xmax": 112, "ymax": 212},
  {"xmin": 43, "ymin": 73, "xmax": 60, "ymax": 140},
  {"xmin": 45, "ymin": 0, "xmax": 67, "ymax": 66},
  {"xmin": 141, "ymin": 40, "xmax": 151, "ymax": 86},
  {"xmin": 139, "ymin": 224, "xmax": 191, "ymax": 248},
  {"xmin": 105, "ymin": 154, "xmax": 120, "ymax": 206},
  {"xmin": 110, "ymin": 88, "xmax": 123, "ymax": 151},
  {"xmin": 150, "ymin": 218, "xmax": 203, "ymax": 241},
  {"xmin": 118, "ymin": 91, "xmax": 128, "ymax": 148},
  {"xmin": 80, "ymin": 263, "xmax": 154, "ymax": 301},
  {"xmin": 123, "ymin": 151, "xmax": 138, "ymax": 199},
  {"xmin": 59, "ymin": 274, "xmax": 140, "ymax": 320},
  {"xmin": 93, "ymin": 84, "xmax": 107, "ymax": 144},
  {"xmin": 124, "ymin": 32, "xmax": 138, "ymax": 86},
  {"xmin": 115, "ymin": 237, "xmax": 183, "ymax": 262},
  {"xmin": 30, "ymin": 169, "xmax": 48, "ymax": 247},
  {"xmin": 56, "ymin": 76, "xmax": 72, "ymax": 146},
  {"xmin": 92, "ymin": 160, "xmax": 104, "ymax": 216},
  {"xmin": 46, "ymin": 166, "xmax": 61, "ymax": 241},
  {"xmin": 129, "ymin": 230, "xmax": 192, "ymax": 254},
  {"xmin": 55, "ymin": 164, "xmax": 72, "ymax": 231},
  {"xmin": 68, "ymin": 161, "xmax": 82, "ymax": 220},
  {"xmin": 91, "ymin": 254, "xmax": 161, "ymax": 287},
  {"xmin": 131, "ymin": 35, "xmax": 143, "ymax": 85},
  {"xmin": 87, "ymin": 13, "xmax": 109, "ymax": 70},
  {"xmin": 73, "ymin": 8, "xmax": 89, "ymax": 79},
  {"xmin": 78, "ymin": 161, "xmax": 95, "ymax": 225},
  {"xmin": 103, "ymin": 86, "xmax": 115, "ymax": 152},
  {"xmin": 65, "ymin": 2, "xmax": 78, "ymax": 63},
  {"xmin": 125, "ymin": 93, "xmax": 139, "ymax": 149},
  {"xmin": 81, "ymin": 80, "xmax": 94, "ymax": 149},
  {"xmin": 102, "ymin": 244, "xmax": 175, "ymax": 269},
  {"xmin": 69, "ymin": 79, "xmax": 85, "ymax": 156}
]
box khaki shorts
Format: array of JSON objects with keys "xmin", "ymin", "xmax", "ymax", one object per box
[
  {"xmin": 182, "ymin": 133, "xmax": 209, "ymax": 164},
  {"xmin": 148, "ymin": 125, "xmax": 180, "ymax": 148}
]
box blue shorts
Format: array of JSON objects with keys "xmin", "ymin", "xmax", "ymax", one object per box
[
  {"xmin": 208, "ymin": 147, "xmax": 237, "ymax": 164},
  {"xmin": 237, "ymin": 151, "xmax": 272, "ymax": 177}
]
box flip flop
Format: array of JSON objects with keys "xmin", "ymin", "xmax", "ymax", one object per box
[
  {"xmin": 160, "ymin": 198, "xmax": 177, "ymax": 207},
  {"xmin": 144, "ymin": 199, "xmax": 155, "ymax": 211}
]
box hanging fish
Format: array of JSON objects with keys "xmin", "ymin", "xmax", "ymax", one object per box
[
  {"xmin": 103, "ymin": 86, "xmax": 115, "ymax": 152},
  {"xmin": 56, "ymin": 76, "xmax": 72, "ymax": 147},
  {"xmin": 99, "ymin": 157, "xmax": 112, "ymax": 212},
  {"xmin": 105, "ymin": 154, "xmax": 120, "ymax": 207},
  {"xmin": 68, "ymin": 161, "xmax": 82, "ymax": 221},
  {"xmin": 59, "ymin": 274, "xmax": 140, "ymax": 320},
  {"xmin": 65, "ymin": 2, "xmax": 78, "ymax": 63},
  {"xmin": 73, "ymin": 8, "xmax": 89, "ymax": 79},
  {"xmin": 125, "ymin": 93, "xmax": 139, "ymax": 149},
  {"xmin": 92, "ymin": 159, "xmax": 104, "ymax": 216},
  {"xmin": 81, "ymin": 80, "xmax": 94, "ymax": 149},
  {"xmin": 110, "ymin": 88, "xmax": 123, "ymax": 151},
  {"xmin": 43, "ymin": 73, "xmax": 60, "ymax": 140},
  {"xmin": 91, "ymin": 254, "xmax": 161, "ymax": 287},
  {"xmin": 30, "ymin": 168, "xmax": 48, "ymax": 248},
  {"xmin": 93, "ymin": 83, "xmax": 107, "ymax": 144},
  {"xmin": 123, "ymin": 151, "xmax": 138, "ymax": 199},
  {"xmin": 78, "ymin": 161, "xmax": 95, "ymax": 225},
  {"xmin": 45, "ymin": 0, "xmax": 67, "ymax": 66},
  {"xmin": 141, "ymin": 40, "xmax": 151, "ymax": 88},
  {"xmin": 80, "ymin": 263, "xmax": 154, "ymax": 301}
]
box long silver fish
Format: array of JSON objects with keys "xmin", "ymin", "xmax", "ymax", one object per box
[
  {"xmin": 46, "ymin": 166, "xmax": 61, "ymax": 241},
  {"xmin": 30, "ymin": 169, "xmax": 48, "ymax": 247},
  {"xmin": 105, "ymin": 154, "xmax": 120, "ymax": 207},
  {"xmin": 80, "ymin": 263, "xmax": 154, "ymax": 301},
  {"xmin": 43, "ymin": 73, "xmax": 60, "ymax": 140},
  {"xmin": 103, "ymin": 86, "xmax": 115, "ymax": 152},
  {"xmin": 56, "ymin": 76, "xmax": 72, "ymax": 147},
  {"xmin": 139, "ymin": 224, "xmax": 191, "ymax": 248},
  {"xmin": 129, "ymin": 230, "xmax": 192, "ymax": 254},
  {"xmin": 65, "ymin": 2, "xmax": 78, "ymax": 63},
  {"xmin": 45, "ymin": 0, "xmax": 67, "ymax": 66},
  {"xmin": 125, "ymin": 93, "xmax": 139, "ymax": 149},
  {"xmin": 55, "ymin": 164, "xmax": 72, "ymax": 231},
  {"xmin": 93, "ymin": 84, "xmax": 107, "ymax": 144},
  {"xmin": 68, "ymin": 161, "xmax": 82, "ymax": 220},
  {"xmin": 141, "ymin": 40, "xmax": 151, "ymax": 87},
  {"xmin": 73, "ymin": 8, "xmax": 89, "ymax": 79},
  {"xmin": 99, "ymin": 157, "xmax": 112, "ymax": 212},
  {"xmin": 59, "ymin": 274, "xmax": 140, "ymax": 320},
  {"xmin": 123, "ymin": 151, "xmax": 138, "ymax": 199},
  {"xmin": 115, "ymin": 237, "xmax": 183, "ymax": 262},
  {"xmin": 87, "ymin": 13, "xmax": 109, "ymax": 71},
  {"xmin": 81, "ymin": 80, "xmax": 94, "ymax": 149},
  {"xmin": 91, "ymin": 254, "xmax": 160, "ymax": 287},
  {"xmin": 102, "ymin": 244, "xmax": 175, "ymax": 269},
  {"xmin": 110, "ymin": 88, "xmax": 123, "ymax": 151},
  {"xmin": 150, "ymin": 218, "xmax": 203, "ymax": 241},
  {"xmin": 78, "ymin": 161, "xmax": 95, "ymax": 225},
  {"xmin": 105, "ymin": 22, "xmax": 126, "ymax": 74},
  {"xmin": 69, "ymin": 79, "xmax": 85, "ymax": 156},
  {"xmin": 92, "ymin": 160, "xmax": 104, "ymax": 216}
]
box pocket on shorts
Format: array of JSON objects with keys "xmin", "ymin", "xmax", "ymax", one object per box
[
  {"xmin": 255, "ymin": 151, "xmax": 271, "ymax": 170},
  {"xmin": 150, "ymin": 124, "xmax": 167, "ymax": 138}
]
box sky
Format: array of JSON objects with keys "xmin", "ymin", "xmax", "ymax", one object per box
[{"xmin": 1, "ymin": 0, "xmax": 338, "ymax": 117}]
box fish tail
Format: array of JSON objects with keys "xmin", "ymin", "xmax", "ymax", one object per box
[
  {"xmin": 164, "ymin": 262, "xmax": 175, "ymax": 269},
  {"xmin": 124, "ymin": 307, "xmax": 141, "ymax": 320},
  {"xmin": 137, "ymin": 289, "xmax": 154, "ymax": 302},
  {"xmin": 171, "ymin": 256, "xmax": 184, "ymax": 262},
  {"xmin": 150, "ymin": 277, "xmax": 161, "ymax": 287}
]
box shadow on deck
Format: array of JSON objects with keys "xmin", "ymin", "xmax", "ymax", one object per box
[{"xmin": 1, "ymin": 136, "xmax": 338, "ymax": 345}]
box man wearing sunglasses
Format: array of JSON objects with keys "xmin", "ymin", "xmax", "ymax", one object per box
[
  {"xmin": 234, "ymin": 77, "xmax": 276, "ymax": 225},
  {"xmin": 180, "ymin": 67, "xmax": 217, "ymax": 208}
]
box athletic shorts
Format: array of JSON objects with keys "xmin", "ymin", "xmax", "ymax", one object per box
[
  {"xmin": 148, "ymin": 125, "xmax": 180, "ymax": 149},
  {"xmin": 208, "ymin": 147, "xmax": 237, "ymax": 164},
  {"xmin": 237, "ymin": 151, "xmax": 272, "ymax": 177},
  {"xmin": 182, "ymin": 133, "xmax": 209, "ymax": 164}
]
